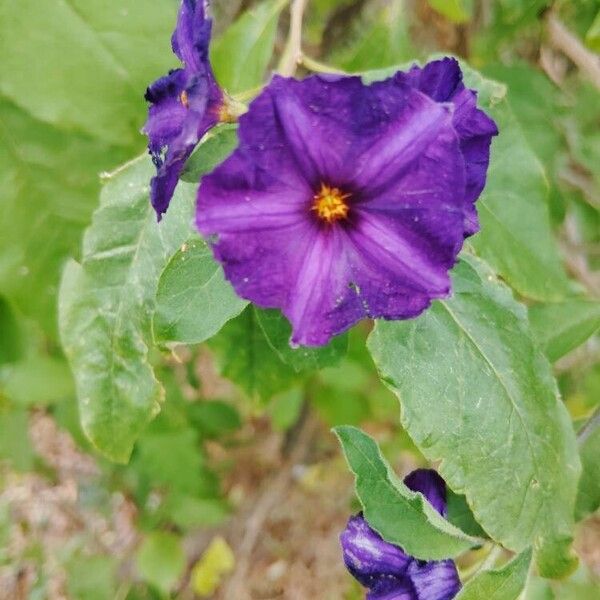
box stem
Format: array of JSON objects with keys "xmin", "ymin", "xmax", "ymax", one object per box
[
  {"xmin": 545, "ymin": 11, "xmax": 600, "ymax": 92},
  {"xmin": 279, "ymin": 0, "xmax": 309, "ymax": 77},
  {"xmin": 300, "ymin": 54, "xmax": 346, "ymax": 75},
  {"xmin": 577, "ymin": 406, "xmax": 600, "ymax": 446}
]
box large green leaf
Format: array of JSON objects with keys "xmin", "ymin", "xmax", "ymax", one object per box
[
  {"xmin": 210, "ymin": 0, "xmax": 287, "ymax": 94},
  {"xmin": 0, "ymin": 97, "xmax": 129, "ymax": 338},
  {"xmin": 0, "ymin": 0, "xmax": 177, "ymax": 145},
  {"xmin": 367, "ymin": 256, "xmax": 580, "ymax": 578},
  {"xmin": 529, "ymin": 299, "xmax": 600, "ymax": 362},
  {"xmin": 59, "ymin": 157, "xmax": 195, "ymax": 462},
  {"xmin": 255, "ymin": 308, "xmax": 348, "ymax": 372},
  {"xmin": 208, "ymin": 306, "xmax": 298, "ymax": 400},
  {"xmin": 455, "ymin": 549, "xmax": 532, "ymax": 600},
  {"xmin": 335, "ymin": 426, "xmax": 477, "ymax": 560},
  {"xmin": 153, "ymin": 238, "xmax": 247, "ymax": 346}
]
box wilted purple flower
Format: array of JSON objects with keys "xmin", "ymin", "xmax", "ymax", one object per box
[
  {"xmin": 143, "ymin": 0, "xmax": 233, "ymax": 219},
  {"xmin": 340, "ymin": 469, "xmax": 461, "ymax": 600},
  {"xmin": 196, "ymin": 58, "xmax": 497, "ymax": 346}
]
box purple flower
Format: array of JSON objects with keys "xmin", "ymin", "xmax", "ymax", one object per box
[
  {"xmin": 143, "ymin": 0, "xmax": 231, "ymax": 219},
  {"xmin": 340, "ymin": 469, "xmax": 461, "ymax": 600},
  {"xmin": 196, "ymin": 58, "xmax": 497, "ymax": 346}
]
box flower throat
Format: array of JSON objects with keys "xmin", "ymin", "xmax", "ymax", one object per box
[{"xmin": 312, "ymin": 183, "xmax": 351, "ymax": 224}]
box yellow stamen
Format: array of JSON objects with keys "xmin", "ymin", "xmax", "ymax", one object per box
[
  {"xmin": 312, "ymin": 183, "xmax": 351, "ymax": 224},
  {"xmin": 180, "ymin": 90, "xmax": 189, "ymax": 108}
]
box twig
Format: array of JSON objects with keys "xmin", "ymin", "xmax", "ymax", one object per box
[
  {"xmin": 545, "ymin": 12, "xmax": 600, "ymax": 92},
  {"xmin": 279, "ymin": 0, "xmax": 308, "ymax": 77},
  {"xmin": 578, "ymin": 406, "xmax": 600, "ymax": 446},
  {"xmin": 220, "ymin": 408, "xmax": 319, "ymax": 599}
]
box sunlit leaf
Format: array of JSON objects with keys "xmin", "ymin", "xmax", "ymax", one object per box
[{"xmin": 368, "ymin": 256, "xmax": 580, "ymax": 578}]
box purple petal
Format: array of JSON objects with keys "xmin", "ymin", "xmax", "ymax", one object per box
[
  {"xmin": 399, "ymin": 58, "xmax": 498, "ymax": 236},
  {"xmin": 407, "ymin": 559, "xmax": 461, "ymax": 600},
  {"xmin": 367, "ymin": 578, "xmax": 416, "ymax": 600},
  {"xmin": 196, "ymin": 71, "xmax": 483, "ymax": 346},
  {"xmin": 404, "ymin": 469, "xmax": 448, "ymax": 517},
  {"xmin": 340, "ymin": 514, "xmax": 411, "ymax": 588},
  {"xmin": 143, "ymin": 69, "xmax": 188, "ymax": 160},
  {"xmin": 172, "ymin": 0, "xmax": 211, "ymax": 71}
]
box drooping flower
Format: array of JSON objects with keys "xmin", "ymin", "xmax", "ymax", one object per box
[
  {"xmin": 340, "ymin": 469, "xmax": 461, "ymax": 600},
  {"xmin": 196, "ymin": 58, "xmax": 497, "ymax": 346},
  {"xmin": 143, "ymin": 0, "xmax": 231, "ymax": 219}
]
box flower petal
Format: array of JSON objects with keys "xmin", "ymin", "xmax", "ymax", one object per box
[
  {"xmin": 171, "ymin": 0, "xmax": 211, "ymax": 71},
  {"xmin": 398, "ymin": 58, "xmax": 498, "ymax": 236},
  {"xmin": 407, "ymin": 559, "xmax": 461, "ymax": 600},
  {"xmin": 143, "ymin": 69, "xmax": 188, "ymax": 160},
  {"xmin": 340, "ymin": 514, "xmax": 411, "ymax": 588},
  {"xmin": 404, "ymin": 469, "xmax": 448, "ymax": 517}
]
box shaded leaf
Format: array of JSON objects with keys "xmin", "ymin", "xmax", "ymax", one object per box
[
  {"xmin": 455, "ymin": 549, "xmax": 532, "ymax": 600},
  {"xmin": 208, "ymin": 306, "xmax": 298, "ymax": 400},
  {"xmin": 575, "ymin": 418, "xmax": 600, "ymax": 521},
  {"xmin": 0, "ymin": 296, "xmax": 22, "ymax": 365},
  {"xmin": 153, "ymin": 238, "xmax": 247, "ymax": 346},
  {"xmin": 181, "ymin": 124, "xmax": 239, "ymax": 183},
  {"xmin": 529, "ymin": 299, "xmax": 600, "ymax": 362},
  {"xmin": 335, "ymin": 426, "xmax": 477, "ymax": 560},
  {"xmin": 256, "ymin": 308, "xmax": 348, "ymax": 372},
  {"xmin": 211, "ymin": 0, "xmax": 287, "ymax": 94},
  {"xmin": 367, "ymin": 256, "xmax": 580, "ymax": 578},
  {"xmin": 0, "ymin": 0, "xmax": 177, "ymax": 145},
  {"xmin": 136, "ymin": 532, "xmax": 185, "ymax": 593}
]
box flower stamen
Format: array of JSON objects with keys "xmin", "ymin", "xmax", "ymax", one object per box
[
  {"xmin": 312, "ymin": 183, "xmax": 351, "ymax": 224},
  {"xmin": 180, "ymin": 90, "xmax": 189, "ymax": 108}
]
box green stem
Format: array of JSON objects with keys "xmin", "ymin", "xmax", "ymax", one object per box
[{"xmin": 300, "ymin": 54, "xmax": 346, "ymax": 75}]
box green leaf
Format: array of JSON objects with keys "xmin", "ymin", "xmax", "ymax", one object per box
[
  {"xmin": 0, "ymin": 406, "xmax": 34, "ymax": 471},
  {"xmin": 136, "ymin": 531, "xmax": 186, "ymax": 593},
  {"xmin": 446, "ymin": 490, "xmax": 488, "ymax": 539},
  {"xmin": 2, "ymin": 355, "xmax": 73, "ymax": 406},
  {"xmin": 268, "ymin": 388, "xmax": 304, "ymax": 431},
  {"xmin": 428, "ymin": 0, "xmax": 473, "ymax": 24},
  {"xmin": 164, "ymin": 494, "xmax": 230, "ymax": 530},
  {"xmin": 211, "ymin": 0, "xmax": 287, "ymax": 94},
  {"xmin": 455, "ymin": 549, "xmax": 532, "ymax": 600},
  {"xmin": 208, "ymin": 306, "xmax": 298, "ymax": 400},
  {"xmin": 332, "ymin": 3, "xmax": 415, "ymax": 72},
  {"xmin": 0, "ymin": 0, "xmax": 178, "ymax": 145},
  {"xmin": 66, "ymin": 554, "xmax": 117, "ymax": 600},
  {"xmin": 59, "ymin": 156, "xmax": 196, "ymax": 462},
  {"xmin": 575, "ymin": 419, "xmax": 600, "ymax": 520},
  {"xmin": 461, "ymin": 66, "xmax": 571, "ymax": 301},
  {"xmin": 367, "ymin": 257, "xmax": 580, "ymax": 578},
  {"xmin": 255, "ymin": 308, "xmax": 348, "ymax": 372},
  {"xmin": 585, "ymin": 11, "xmax": 600, "ymax": 51},
  {"xmin": 0, "ymin": 97, "xmax": 129, "ymax": 339},
  {"xmin": 187, "ymin": 400, "xmax": 242, "ymax": 438},
  {"xmin": 0, "ymin": 296, "xmax": 22, "ymax": 365},
  {"xmin": 529, "ymin": 300, "xmax": 600, "ymax": 362},
  {"xmin": 334, "ymin": 426, "xmax": 477, "ymax": 560},
  {"xmin": 153, "ymin": 237, "xmax": 247, "ymax": 346},
  {"xmin": 181, "ymin": 124, "xmax": 239, "ymax": 183}
]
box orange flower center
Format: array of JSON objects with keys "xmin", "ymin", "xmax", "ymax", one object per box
[
  {"xmin": 312, "ymin": 184, "xmax": 351, "ymax": 224},
  {"xmin": 180, "ymin": 90, "xmax": 189, "ymax": 108}
]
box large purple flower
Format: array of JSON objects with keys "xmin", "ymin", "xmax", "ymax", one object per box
[
  {"xmin": 143, "ymin": 0, "xmax": 228, "ymax": 219},
  {"xmin": 340, "ymin": 469, "xmax": 461, "ymax": 600},
  {"xmin": 196, "ymin": 58, "xmax": 497, "ymax": 346}
]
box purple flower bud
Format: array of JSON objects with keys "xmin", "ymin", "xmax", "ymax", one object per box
[
  {"xmin": 340, "ymin": 469, "xmax": 462, "ymax": 600},
  {"xmin": 143, "ymin": 0, "xmax": 224, "ymax": 219},
  {"xmin": 196, "ymin": 59, "xmax": 498, "ymax": 346}
]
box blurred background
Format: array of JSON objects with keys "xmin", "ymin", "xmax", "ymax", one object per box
[{"xmin": 0, "ymin": 0, "xmax": 599, "ymax": 598}]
